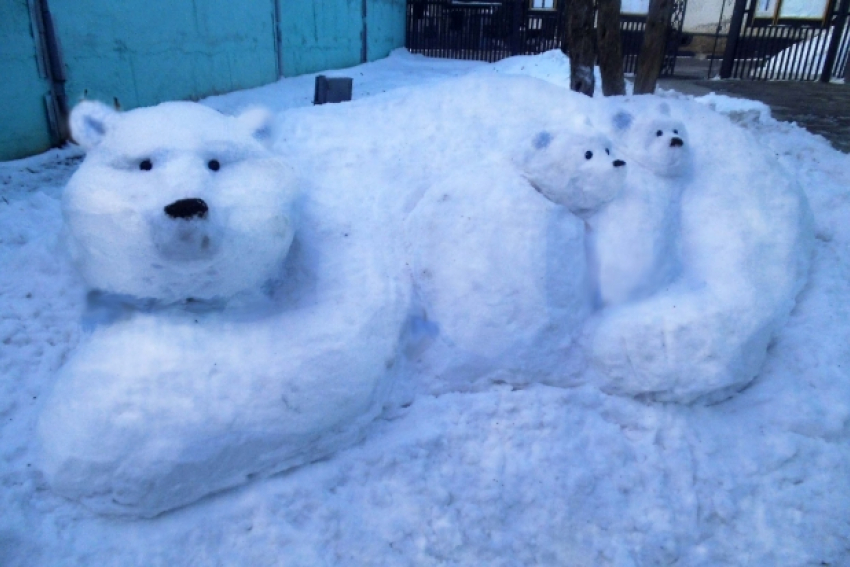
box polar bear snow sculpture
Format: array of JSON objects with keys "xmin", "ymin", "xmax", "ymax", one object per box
[
  {"xmin": 38, "ymin": 101, "xmax": 408, "ymax": 517},
  {"xmin": 63, "ymin": 101, "xmax": 297, "ymax": 304},
  {"xmin": 586, "ymin": 98, "xmax": 813, "ymax": 404},
  {"xmin": 404, "ymin": 123, "xmax": 627, "ymax": 393}
]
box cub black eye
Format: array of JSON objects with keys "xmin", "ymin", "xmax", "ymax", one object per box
[
  {"xmin": 673, "ymin": 129, "xmax": 679, "ymax": 134},
  {"xmin": 605, "ymin": 148, "xmax": 610, "ymax": 155},
  {"xmin": 585, "ymin": 151, "xmax": 593, "ymax": 160},
  {"xmin": 207, "ymin": 159, "xmax": 220, "ymax": 172},
  {"xmin": 139, "ymin": 159, "xmax": 153, "ymax": 171},
  {"xmin": 656, "ymin": 130, "xmax": 663, "ymax": 137}
]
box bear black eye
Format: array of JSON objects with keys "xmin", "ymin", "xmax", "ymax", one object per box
[
  {"xmin": 673, "ymin": 129, "xmax": 679, "ymax": 134},
  {"xmin": 605, "ymin": 148, "xmax": 610, "ymax": 155},
  {"xmin": 207, "ymin": 159, "xmax": 220, "ymax": 172},
  {"xmin": 585, "ymin": 151, "xmax": 593, "ymax": 160},
  {"xmin": 139, "ymin": 159, "xmax": 153, "ymax": 171},
  {"xmin": 656, "ymin": 130, "xmax": 663, "ymax": 137}
]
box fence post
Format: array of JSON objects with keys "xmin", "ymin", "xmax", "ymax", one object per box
[
  {"xmin": 511, "ymin": 0, "xmax": 522, "ymax": 55},
  {"xmin": 719, "ymin": 0, "xmax": 748, "ymax": 79},
  {"xmin": 820, "ymin": 0, "xmax": 850, "ymax": 82}
]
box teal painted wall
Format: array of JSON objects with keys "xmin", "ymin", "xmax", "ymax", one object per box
[
  {"xmin": 0, "ymin": 1, "xmax": 54, "ymax": 161},
  {"xmin": 277, "ymin": 0, "xmax": 406, "ymax": 76},
  {"xmin": 1, "ymin": 0, "xmax": 407, "ymax": 161},
  {"xmin": 49, "ymin": 0, "xmax": 279, "ymax": 110},
  {"xmin": 278, "ymin": 0, "xmax": 364, "ymax": 77},
  {"xmin": 366, "ymin": 0, "xmax": 406, "ymax": 63}
]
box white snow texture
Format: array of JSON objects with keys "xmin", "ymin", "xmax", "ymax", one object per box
[{"xmin": 4, "ymin": 50, "xmax": 842, "ymax": 565}]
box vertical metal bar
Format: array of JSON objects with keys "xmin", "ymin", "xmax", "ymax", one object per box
[
  {"xmin": 721, "ymin": 0, "xmax": 749, "ymax": 78},
  {"xmin": 273, "ymin": 0, "xmax": 283, "ymax": 77},
  {"xmin": 361, "ymin": 0, "xmax": 368, "ymax": 63},
  {"xmin": 511, "ymin": 0, "xmax": 522, "ymax": 55},
  {"xmin": 822, "ymin": 0, "xmax": 850, "ymax": 81}
]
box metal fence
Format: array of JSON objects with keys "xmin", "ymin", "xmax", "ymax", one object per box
[
  {"xmin": 406, "ymin": 0, "xmax": 687, "ymax": 76},
  {"xmin": 716, "ymin": 0, "xmax": 850, "ymax": 81}
]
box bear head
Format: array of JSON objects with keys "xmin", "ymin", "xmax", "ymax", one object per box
[
  {"xmin": 614, "ymin": 104, "xmax": 691, "ymax": 178},
  {"xmin": 520, "ymin": 121, "xmax": 626, "ymax": 219},
  {"xmin": 64, "ymin": 100, "xmax": 298, "ymax": 304}
]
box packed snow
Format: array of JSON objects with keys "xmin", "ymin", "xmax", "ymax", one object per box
[{"xmin": 1, "ymin": 49, "xmax": 849, "ymax": 566}]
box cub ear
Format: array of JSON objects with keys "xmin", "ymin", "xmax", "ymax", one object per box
[
  {"xmin": 236, "ymin": 106, "xmax": 274, "ymax": 144},
  {"xmin": 69, "ymin": 101, "xmax": 117, "ymax": 150},
  {"xmin": 612, "ymin": 110, "xmax": 633, "ymax": 132}
]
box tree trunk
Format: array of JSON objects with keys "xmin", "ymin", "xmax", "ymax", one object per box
[
  {"xmin": 564, "ymin": 0, "xmax": 596, "ymax": 97},
  {"xmin": 634, "ymin": 0, "xmax": 673, "ymax": 95},
  {"xmin": 597, "ymin": 0, "xmax": 625, "ymax": 96}
]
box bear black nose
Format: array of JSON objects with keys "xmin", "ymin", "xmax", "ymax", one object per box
[
  {"xmin": 613, "ymin": 159, "xmax": 626, "ymax": 167},
  {"xmin": 164, "ymin": 198, "xmax": 208, "ymax": 220},
  {"xmin": 670, "ymin": 137, "xmax": 684, "ymax": 147}
]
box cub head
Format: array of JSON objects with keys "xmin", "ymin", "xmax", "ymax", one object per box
[
  {"xmin": 520, "ymin": 122, "xmax": 626, "ymax": 219},
  {"xmin": 613, "ymin": 104, "xmax": 691, "ymax": 178},
  {"xmin": 64, "ymin": 100, "xmax": 298, "ymax": 304}
]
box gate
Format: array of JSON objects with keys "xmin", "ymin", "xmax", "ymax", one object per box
[
  {"xmin": 406, "ymin": 0, "xmax": 566, "ymax": 62},
  {"xmin": 406, "ymin": 0, "xmax": 688, "ymax": 76},
  {"xmin": 716, "ymin": 0, "xmax": 850, "ymax": 81}
]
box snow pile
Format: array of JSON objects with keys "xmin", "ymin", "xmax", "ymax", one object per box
[{"xmin": 0, "ymin": 49, "xmax": 847, "ymax": 565}]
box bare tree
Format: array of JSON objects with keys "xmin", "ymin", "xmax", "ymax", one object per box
[
  {"xmin": 634, "ymin": 0, "xmax": 673, "ymax": 94},
  {"xmin": 565, "ymin": 0, "xmax": 596, "ymax": 96},
  {"xmin": 596, "ymin": 0, "xmax": 626, "ymax": 96}
]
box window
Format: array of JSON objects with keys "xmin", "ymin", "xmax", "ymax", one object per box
[{"xmin": 529, "ymin": 0, "xmax": 556, "ymax": 11}]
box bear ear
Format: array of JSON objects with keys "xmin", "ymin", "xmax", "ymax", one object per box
[
  {"xmin": 612, "ymin": 110, "xmax": 633, "ymax": 132},
  {"xmin": 69, "ymin": 100, "xmax": 117, "ymax": 150},
  {"xmin": 236, "ymin": 106, "xmax": 274, "ymax": 144},
  {"xmin": 658, "ymin": 102, "xmax": 671, "ymax": 116}
]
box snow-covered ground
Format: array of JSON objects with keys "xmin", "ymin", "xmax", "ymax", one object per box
[{"xmin": 2, "ymin": 49, "xmax": 849, "ymax": 566}]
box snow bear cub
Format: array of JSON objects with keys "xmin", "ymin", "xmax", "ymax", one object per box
[
  {"xmin": 63, "ymin": 100, "xmax": 298, "ymax": 304},
  {"xmin": 589, "ymin": 104, "xmax": 692, "ymax": 307},
  {"xmin": 403, "ymin": 122, "xmax": 627, "ymax": 395}
]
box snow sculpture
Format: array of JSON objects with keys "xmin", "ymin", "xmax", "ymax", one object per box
[
  {"xmin": 586, "ymin": 98, "xmax": 814, "ymax": 404},
  {"xmin": 590, "ymin": 104, "xmax": 691, "ymax": 307},
  {"xmin": 38, "ymin": 101, "xmax": 408, "ymax": 517},
  {"xmin": 404, "ymin": 122, "xmax": 627, "ymax": 392},
  {"xmin": 62, "ymin": 101, "xmax": 297, "ymax": 303}
]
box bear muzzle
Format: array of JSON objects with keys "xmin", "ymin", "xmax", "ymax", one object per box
[
  {"xmin": 670, "ymin": 137, "xmax": 684, "ymax": 148},
  {"xmin": 164, "ymin": 198, "xmax": 209, "ymax": 220}
]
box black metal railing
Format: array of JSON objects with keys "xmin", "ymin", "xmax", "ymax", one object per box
[
  {"xmin": 406, "ymin": 0, "xmax": 687, "ymax": 76},
  {"xmin": 718, "ymin": 0, "xmax": 849, "ymax": 81}
]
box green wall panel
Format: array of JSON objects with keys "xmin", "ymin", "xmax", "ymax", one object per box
[
  {"xmin": 0, "ymin": 0, "xmax": 54, "ymax": 161},
  {"xmin": 49, "ymin": 0, "xmax": 279, "ymax": 110},
  {"xmin": 366, "ymin": 0, "xmax": 406, "ymax": 62}
]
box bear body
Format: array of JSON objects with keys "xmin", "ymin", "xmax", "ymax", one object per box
[{"xmin": 38, "ymin": 101, "xmax": 408, "ymax": 517}]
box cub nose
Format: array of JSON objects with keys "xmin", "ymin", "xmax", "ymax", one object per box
[
  {"xmin": 613, "ymin": 159, "xmax": 626, "ymax": 167},
  {"xmin": 164, "ymin": 198, "xmax": 209, "ymax": 219},
  {"xmin": 670, "ymin": 137, "xmax": 684, "ymax": 147}
]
